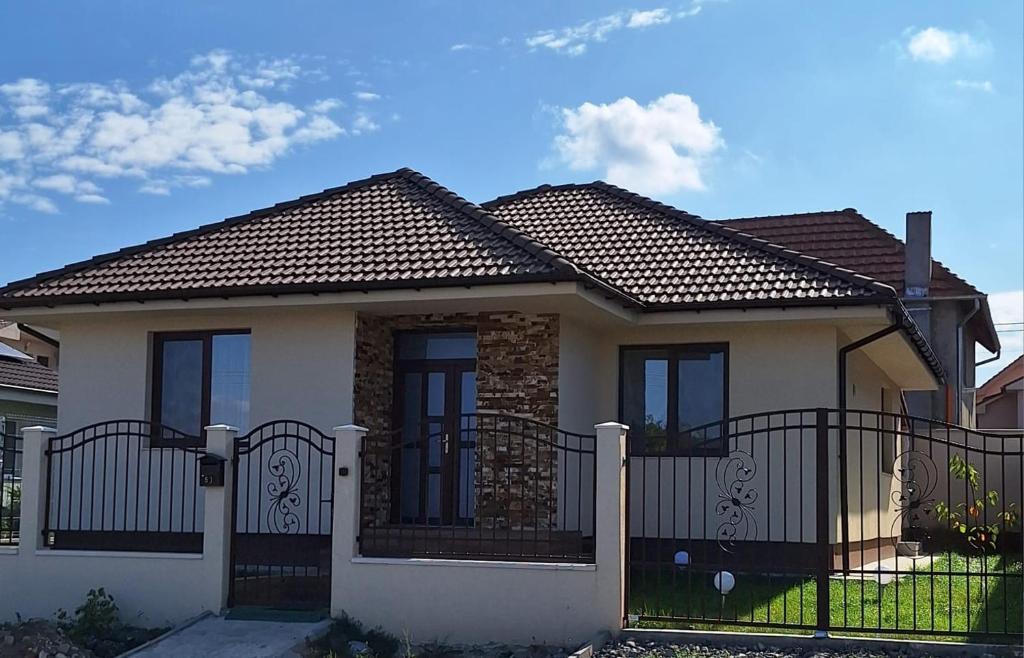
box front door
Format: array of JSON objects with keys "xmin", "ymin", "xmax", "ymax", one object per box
[{"xmin": 393, "ymin": 332, "xmax": 476, "ymax": 526}]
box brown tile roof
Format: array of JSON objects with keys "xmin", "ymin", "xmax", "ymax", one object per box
[
  {"xmin": 484, "ymin": 183, "xmax": 892, "ymax": 308},
  {"xmin": 0, "ymin": 169, "xmax": 588, "ymax": 306},
  {"xmin": 978, "ymin": 355, "xmax": 1024, "ymax": 403},
  {"xmin": 716, "ymin": 209, "xmax": 980, "ymax": 298},
  {"xmin": 0, "ymin": 356, "xmax": 58, "ymax": 393}
]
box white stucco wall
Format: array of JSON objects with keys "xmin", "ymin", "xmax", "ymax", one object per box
[{"xmin": 57, "ymin": 306, "xmax": 357, "ymax": 434}]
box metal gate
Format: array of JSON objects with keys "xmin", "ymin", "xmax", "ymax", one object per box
[
  {"xmin": 625, "ymin": 408, "xmax": 1023, "ymax": 641},
  {"xmin": 230, "ymin": 421, "xmax": 335, "ymax": 609}
]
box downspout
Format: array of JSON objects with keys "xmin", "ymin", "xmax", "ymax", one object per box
[
  {"xmin": 955, "ymin": 299, "xmax": 981, "ymax": 424},
  {"xmin": 836, "ymin": 322, "xmax": 900, "ymax": 574}
]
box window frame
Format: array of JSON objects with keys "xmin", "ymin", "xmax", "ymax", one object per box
[
  {"xmin": 619, "ymin": 342, "xmax": 730, "ymax": 457},
  {"xmin": 150, "ymin": 329, "xmax": 250, "ymax": 447}
]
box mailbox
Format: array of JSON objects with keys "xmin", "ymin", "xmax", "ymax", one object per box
[{"xmin": 199, "ymin": 454, "xmax": 227, "ymax": 487}]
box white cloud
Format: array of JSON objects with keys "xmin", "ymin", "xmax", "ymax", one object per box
[
  {"xmin": 309, "ymin": 98, "xmax": 344, "ymax": 113},
  {"xmin": 554, "ymin": 93, "xmax": 723, "ymax": 195},
  {"xmin": 0, "ymin": 50, "xmax": 367, "ymax": 213},
  {"xmin": 526, "ymin": 3, "xmax": 704, "ymax": 56},
  {"xmin": 905, "ymin": 27, "xmax": 985, "ymax": 64},
  {"xmin": 627, "ymin": 8, "xmax": 671, "ymax": 28},
  {"xmin": 351, "ymin": 113, "xmax": 380, "ymax": 135},
  {"xmin": 450, "ymin": 43, "xmax": 473, "ymax": 52},
  {"xmin": 953, "ymin": 79, "xmax": 994, "ymax": 93},
  {"xmin": 354, "ymin": 91, "xmax": 380, "ymax": 102},
  {"xmin": 0, "ymin": 78, "xmax": 51, "ymax": 120}
]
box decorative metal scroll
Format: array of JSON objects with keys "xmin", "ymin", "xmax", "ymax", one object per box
[
  {"xmin": 266, "ymin": 449, "xmax": 302, "ymax": 533},
  {"xmin": 890, "ymin": 448, "xmax": 938, "ymax": 536},
  {"xmin": 715, "ymin": 450, "xmax": 758, "ymax": 552}
]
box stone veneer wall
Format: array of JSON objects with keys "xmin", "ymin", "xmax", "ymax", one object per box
[{"xmin": 354, "ymin": 311, "xmax": 559, "ymax": 530}]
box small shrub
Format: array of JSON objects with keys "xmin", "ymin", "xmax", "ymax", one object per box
[
  {"xmin": 55, "ymin": 588, "xmax": 165, "ymax": 658},
  {"xmin": 306, "ymin": 613, "xmax": 401, "ymax": 658}
]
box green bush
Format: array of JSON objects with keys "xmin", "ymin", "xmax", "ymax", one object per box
[
  {"xmin": 56, "ymin": 588, "xmax": 166, "ymax": 658},
  {"xmin": 306, "ymin": 614, "xmax": 403, "ymax": 658}
]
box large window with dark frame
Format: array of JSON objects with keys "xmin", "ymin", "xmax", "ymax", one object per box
[
  {"xmin": 621, "ymin": 343, "xmax": 728, "ymax": 455},
  {"xmin": 151, "ymin": 330, "xmax": 251, "ymax": 444}
]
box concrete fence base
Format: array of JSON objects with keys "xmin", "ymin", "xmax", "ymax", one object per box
[{"xmin": 0, "ymin": 422, "xmax": 630, "ymax": 646}]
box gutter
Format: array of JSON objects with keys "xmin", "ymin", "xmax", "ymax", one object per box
[
  {"xmin": 955, "ymin": 299, "xmax": 981, "ymax": 423},
  {"xmin": 836, "ymin": 322, "xmax": 901, "ymax": 574}
]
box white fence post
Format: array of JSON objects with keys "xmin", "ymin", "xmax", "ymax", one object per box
[
  {"xmin": 19, "ymin": 425, "xmax": 56, "ymax": 551},
  {"xmin": 202, "ymin": 424, "xmax": 237, "ymax": 614},
  {"xmin": 331, "ymin": 423, "xmax": 367, "ymax": 619},
  {"xmin": 594, "ymin": 421, "xmax": 628, "ymax": 633}
]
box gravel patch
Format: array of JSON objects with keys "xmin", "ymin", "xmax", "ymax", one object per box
[{"xmin": 594, "ymin": 637, "xmax": 1006, "ymax": 658}]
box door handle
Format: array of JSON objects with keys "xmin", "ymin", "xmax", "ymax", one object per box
[{"xmin": 443, "ymin": 433, "xmax": 450, "ymax": 454}]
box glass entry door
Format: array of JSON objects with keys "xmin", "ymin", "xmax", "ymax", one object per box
[{"xmin": 394, "ymin": 332, "xmax": 476, "ymax": 526}]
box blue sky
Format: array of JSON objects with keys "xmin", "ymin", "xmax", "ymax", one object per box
[{"xmin": 0, "ymin": 1, "xmax": 1021, "ymax": 379}]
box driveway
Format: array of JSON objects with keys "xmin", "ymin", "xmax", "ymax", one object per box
[{"xmin": 127, "ymin": 614, "xmax": 330, "ymax": 658}]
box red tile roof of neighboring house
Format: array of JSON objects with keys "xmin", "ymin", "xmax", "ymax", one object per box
[
  {"xmin": 978, "ymin": 355, "xmax": 1024, "ymax": 403},
  {"xmin": 0, "ymin": 355, "xmax": 58, "ymax": 393},
  {"xmin": 715, "ymin": 209, "xmax": 999, "ymax": 352},
  {"xmin": 716, "ymin": 209, "xmax": 979, "ymax": 297}
]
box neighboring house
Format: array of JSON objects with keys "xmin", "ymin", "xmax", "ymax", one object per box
[
  {"xmin": 6, "ymin": 168, "xmax": 1013, "ymax": 640},
  {"xmin": 717, "ymin": 209, "xmax": 1000, "ymax": 426},
  {"xmin": 0, "ymin": 319, "xmax": 60, "ymax": 370},
  {"xmin": 976, "ymin": 355, "xmax": 1024, "ymax": 429},
  {"xmin": 0, "ymin": 342, "xmax": 58, "ymax": 437}
]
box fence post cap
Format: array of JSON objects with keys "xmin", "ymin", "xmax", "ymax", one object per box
[
  {"xmin": 594, "ymin": 421, "xmax": 629, "ymax": 431},
  {"xmin": 204, "ymin": 424, "xmax": 239, "ymax": 432},
  {"xmin": 21, "ymin": 425, "xmax": 57, "ymax": 435},
  {"xmin": 334, "ymin": 424, "xmax": 369, "ymax": 434}
]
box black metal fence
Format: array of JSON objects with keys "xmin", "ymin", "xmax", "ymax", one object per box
[
  {"xmin": 359, "ymin": 412, "xmax": 597, "ymax": 562},
  {"xmin": 43, "ymin": 420, "xmax": 205, "ymax": 552},
  {"xmin": 230, "ymin": 420, "xmax": 335, "ymax": 609},
  {"xmin": 1, "ymin": 432, "xmax": 21, "ymax": 546},
  {"xmin": 626, "ymin": 408, "xmax": 1023, "ymax": 641}
]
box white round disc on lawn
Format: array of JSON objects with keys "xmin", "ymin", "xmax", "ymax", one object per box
[
  {"xmin": 674, "ymin": 550, "xmax": 690, "ymax": 567},
  {"xmin": 714, "ymin": 570, "xmax": 735, "ymax": 595}
]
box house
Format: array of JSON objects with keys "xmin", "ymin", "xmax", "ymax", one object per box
[
  {"xmin": 0, "ymin": 169, "xmax": 1017, "ymax": 644},
  {"xmin": 717, "ymin": 209, "xmax": 1001, "ymax": 426},
  {"xmin": 0, "ymin": 342, "xmax": 58, "ymax": 436},
  {"xmin": 976, "ymin": 355, "xmax": 1024, "ymax": 429},
  {"xmin": 0, "ymin": 319, "xmax": 60, "ymax": 370}
]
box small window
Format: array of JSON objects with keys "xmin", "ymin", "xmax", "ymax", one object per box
[
  {"xmin": 621, "ymin": 344, "xmax": 728, "ymax": 455},
  {"xmin": 36, "ymin": 356, "xmax": 50, "ymax": 367},
  {"xmin": 152, "ymin": 330, "xmax": 251, "ymax": 444},
  {"xmin": 397, "ymin": 332, "xmax": 476, "ymax": 360},
  {"xmin": 881, "ymin": 388, "xmax": 896, "ymax": 475}
]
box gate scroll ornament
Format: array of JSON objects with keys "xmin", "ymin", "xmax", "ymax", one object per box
[
  {"xmin": 715, "ymin": 450, "xmax": 758, "ymax": 552},
  {"xmin": 266, "ymin": 449, "xmax": 302, "ymax": 534}
]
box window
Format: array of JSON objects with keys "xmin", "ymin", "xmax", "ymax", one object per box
[
  {"xmin": 621, "ymin": 344, "xmax": 728, "ymax": 455},
  {"xmin": 36, "ymin": 356, "xmax": 50, "ymax": 367},
  {"xmin": 152, "ymin": 331, "xmax": 251, "ymax": 444},
  {"xmin": 881, "ymin": 388, "xmax": 896, "ymax": 475}
]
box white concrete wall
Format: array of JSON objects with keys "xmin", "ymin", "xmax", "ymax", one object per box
[
  {"xmin": 330, "ymin": 423, "xmax": 627, "ymax": 646},
  {"xmin": 554, "ymin": 321, "xmax": 839, "ymax": 545},
  {"xmin": 57, "ymin": 306, "xmax": 356, "ymax": 434},
  {"xmin": 0, "ymin": 426, "xmax": 234, "ymax": 627},
  {"xmin": 48, "ymin": 307, "xmax": 356, "ymax": 537}
]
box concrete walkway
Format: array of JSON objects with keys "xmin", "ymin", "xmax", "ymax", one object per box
[{"xmin": 127, "ymin": 615, "xmax": 331, "ymax": 658}]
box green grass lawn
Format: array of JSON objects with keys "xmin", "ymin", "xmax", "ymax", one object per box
[{"xmin": 629, "ymin": 553, "xmax": 1023, "ymax": 643}]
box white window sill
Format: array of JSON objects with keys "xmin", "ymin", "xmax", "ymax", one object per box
[
  {"xmin": 0, "ymin": 546, "xmax": 18, "ymax": 556},
  {"xmin": 35, "ymin": 549, "xmax": 203, "ymax": 560},
  {"xmin": 352, "ymin": 556, "xmax": 596, "ymax": 571}
]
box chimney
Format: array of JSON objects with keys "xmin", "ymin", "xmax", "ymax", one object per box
[{"xmin": 904, "ymin": 211, "xmax": 932, "ymax": 298}]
